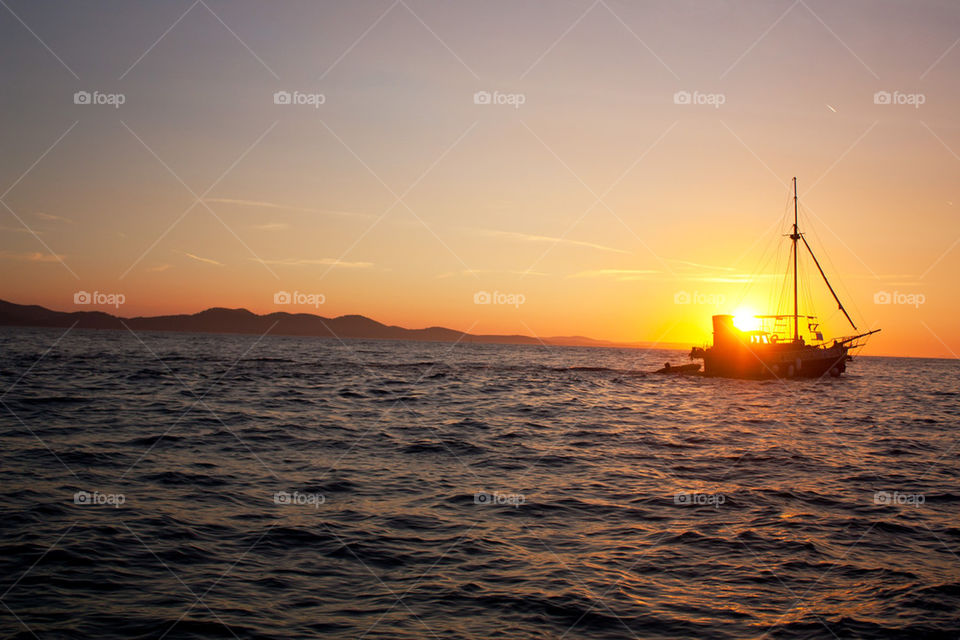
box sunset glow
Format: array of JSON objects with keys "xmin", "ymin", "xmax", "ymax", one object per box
[
  {"xmin": 732, "ymin": 310, "xmax": 761, "ymax": 332},
  {"xmin": 1, "ymin": 2, "xmax": 957, "ymax": 357},
  {"xmin": 3, "ymin": 5, "xmax": 959, "ymax": 640}
]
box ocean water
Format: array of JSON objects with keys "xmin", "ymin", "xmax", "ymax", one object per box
[{"xmin": 1, "ymin": 326, "xmax": 958, "ymax": 639}]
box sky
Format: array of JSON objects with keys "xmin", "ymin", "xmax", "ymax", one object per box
[{"xmin": 1, "ymin": 0, "xmax": 958, "ymax": 358}]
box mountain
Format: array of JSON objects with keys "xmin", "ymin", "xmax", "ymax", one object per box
[{"xmin": 0, "ymin": 299, "xmax": 668, "ymax": 349}]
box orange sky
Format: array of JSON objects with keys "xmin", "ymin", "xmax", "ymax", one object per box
[{"xmin": 2, "ymin": 1, "xmax": 958, "ymax": 358}]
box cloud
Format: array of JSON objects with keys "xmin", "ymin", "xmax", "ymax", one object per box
[
  {"xmin": 250, "ymin": 222, "xmax": 290, "ymax": 231},
  {"xmin": 848, "ymin": 273, "xmax": 922, "ymax": 286},
  {"xmin": 571, "ymin": 269, "xmax": 660, "ymax": 281},
  {"xmin": 0, "ymin": 250, "xmax": 65, "ymax": 262},
  {"xmin": 34, "ymin": 212, "xmax": 73, "ymax": 224},
  {"xmin": 180, "ymin": 251, "xmax": 223, "ymax": 266},
  {"xmin": 148, "ymin": 263, "xmax": 172, "ymax": 272},
  {"xmin": 694, "ymin": 274, "xmax": 780, "ymax": 283},
  {"xmin": 436, "ymin": 268, "xmax": 548, "ymax": 278},
  {"xmin": 204, "ymin": 198, "xmax": 369, "ymax": 219},
  {"xmin": 668, "ymin": 259, "xmax": 735, "ymax": 272},
  {"xmin": 472, "ymin": 228, "xmax": 630, "ymax": 255},
  {"xmin": 568, "ymin": 267, "xmax": 779, "ymax": 283},
  {"xmin": 250, "ymin": 258, "xmax": 373, "ymax": 268},
  {"xmin": 0, "ymin": 225, "xmax": 41, "ymax": 235}
]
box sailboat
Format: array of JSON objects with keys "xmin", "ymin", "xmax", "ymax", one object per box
[{"xmin": 689, "ymin": 178, "xmax": 879, "ymax": 379}]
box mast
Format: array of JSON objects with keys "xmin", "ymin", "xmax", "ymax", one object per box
[
  {"xmin": 791, "ymin": 177, "xmax": 799, "ymax": 342},
  {"xmin": 791, "ymin": 176, "xmax": 859, "ymax": 333}
]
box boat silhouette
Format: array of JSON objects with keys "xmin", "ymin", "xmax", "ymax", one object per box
[{"xmin": 689, "ymin": 178, "xmax": 879, "ymax": 379}]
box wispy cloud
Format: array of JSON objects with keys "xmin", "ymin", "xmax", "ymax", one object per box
[
  {"xmin": 0, "ymin": 250, "xmax": 65, "ymax": 263},
  {"xmin": 668, "ymin": 258, "xmax": 736, "ymax": 272},
  {"xmin": 0, "ymin": 225, "xmax": 41, "ymax": 235},
  {"xmin": 205, "ymin": 198, "xmax": 369, "ymax": 219},
  {"xmin": 569, "ymin": 267, "xmax": 779, "ymax": 283},
  {"xmin": 148, "ymin": 263, "xmax": 172, "ymax": 272},
  {"xmin": 571, "ymin": 268, "xmax": 660, "ymax": 281},
  {"xmin": 848, "ymin": 273, "xmax": 922, "ymax": 286},
  {"xmin": 436, "ymin": 268, "xmax": 549, "ymax": 279},
  {"xmin": 857, "ymin": 273, "xmax": 919, "ymax": 280},
  {"xmin": 250, "ymin": 258, "xmax": 373, "ymax": 268},
  {"xmin": 250, "ymin": 222, "xmax": 290, "ymax": 231},
  {"xmin": 472, "ymin": 228, "xmax": 630, "ymax": 255},
  {"xmin": 34, "ymin": 212, "xmax": 73, "ymax": 224},
  {"xmin": 695, "ymin": 274, "xmax": 780, "ymax": 284},
  {"xmin": 180, "ymin": 251, "xmax": 223, "ymax": 266},
  {"xmin": 885, "ymin": 281, "xmax": 922, "ymax": 287}
]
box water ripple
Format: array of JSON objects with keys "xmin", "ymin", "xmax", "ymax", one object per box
[{"xmin": 0, "ymin": 327, "xmax": 958, "ymax": 639}]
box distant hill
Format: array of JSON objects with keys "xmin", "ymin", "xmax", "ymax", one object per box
[{"xmin": 0, "ymin": 299, "xmax": 686, "ymax": 350}]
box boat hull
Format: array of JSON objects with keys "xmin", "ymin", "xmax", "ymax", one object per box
[{"xmin": 699, "ymin": 344, "xmax": 849, "ymax": 379}]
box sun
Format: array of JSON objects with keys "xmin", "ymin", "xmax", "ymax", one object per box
[{"xmin": 733, "ymin": 309, "xmax": 761, "ymax": 332}]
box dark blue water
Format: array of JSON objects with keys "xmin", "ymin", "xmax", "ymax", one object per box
[{"xmin": 1, "ymin": 326, "xmax": 958, "ymax": 639}]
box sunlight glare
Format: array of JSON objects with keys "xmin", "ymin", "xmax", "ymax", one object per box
[{"xmin": 733, "ymin": 310, "xmax": 761, "ymax": 332}]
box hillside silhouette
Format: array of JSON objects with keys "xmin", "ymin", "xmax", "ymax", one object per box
[{"xmin": 0, "ymin": 299, "xmax": 673, "ymax": 349}]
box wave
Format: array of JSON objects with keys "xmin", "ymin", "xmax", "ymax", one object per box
[{"xmin": 1, "ymin": 330, "xmax": 957, "ymax": 639}]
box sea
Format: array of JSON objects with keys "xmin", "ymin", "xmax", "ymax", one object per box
[{"xmin": 1, "ymin": 326, "xmax": 958, "ymax": 639}]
